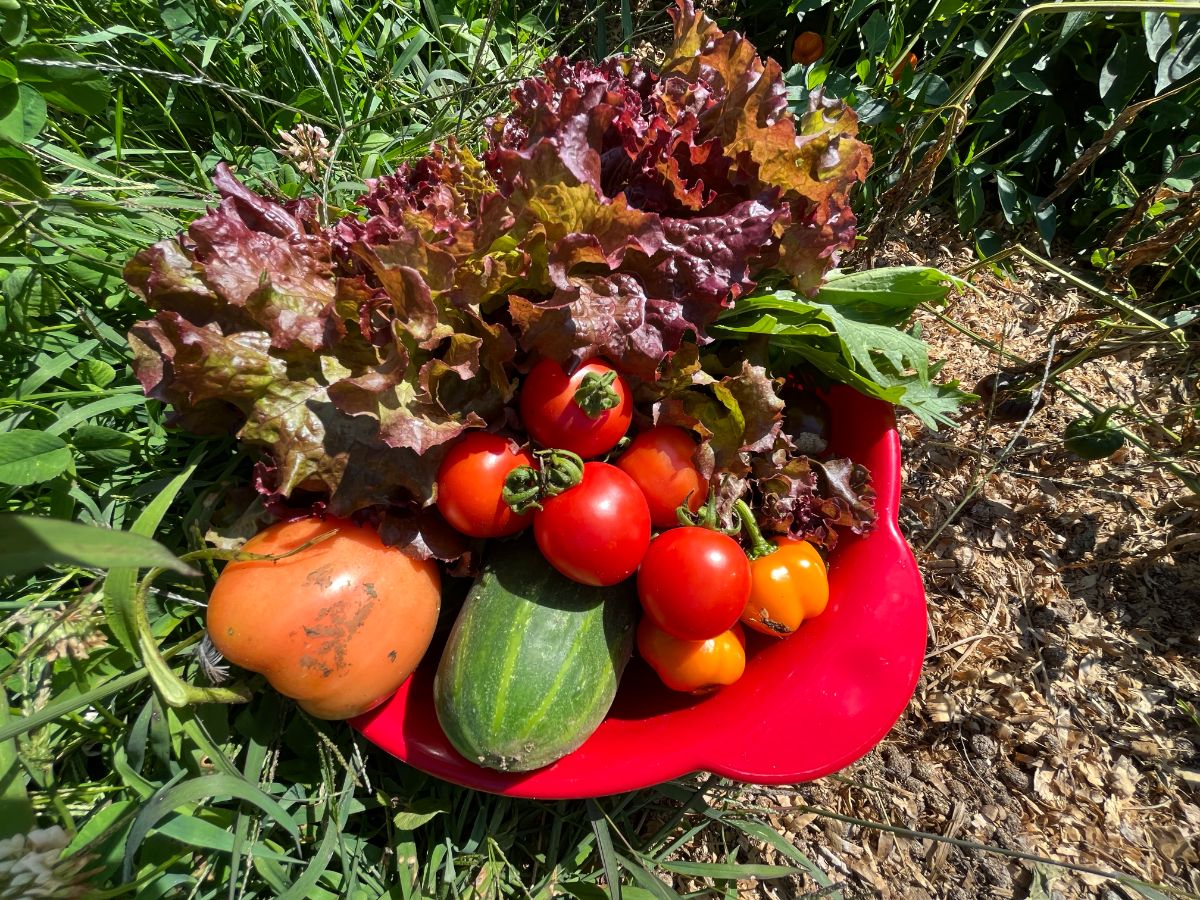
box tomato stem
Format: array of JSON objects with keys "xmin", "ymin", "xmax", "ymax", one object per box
[
  {"xmin": 501, "ymin": 448, "xmax": 585, "ymax": 514},
  {"xmin": 733, "ymin": 499, "xmax": 776, "ymax": 560},
  {"xmin": 573, "ymin": 370, "xmax": 620, "ymax": 418},
  {"xmin": 502, "ymin": 465, "xmax": 543, "ymax": 514}
]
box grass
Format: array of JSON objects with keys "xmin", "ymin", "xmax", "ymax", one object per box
[{"xmin": 1, "ymin": 0, "xmax": 1197, "ymax": 896}]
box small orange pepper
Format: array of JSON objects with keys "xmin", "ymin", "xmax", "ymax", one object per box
[
  {"xmin": 733, "ymin": 500, "xmax": 830, "ymax": 637},
  {"xmin": 637, "ymin": 618, "xmax": 746, "ymax": 694}
]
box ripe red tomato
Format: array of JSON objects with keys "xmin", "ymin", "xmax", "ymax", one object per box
[
  {"xmin": 637, "ymin": 527, "xmax": 751, "ymax": 640},
  {"xmin": 519, "ymin": 358, "xmax": 632, "ymax": 458},
  {"xmin": 436, "ymin": 433, "xmax": 536, "ymax": 538},
  {"xmin": 615, "ymin": 426, "xmax": 707, "ymax": 528},
  {"xmin": 533, "ymin": 462, "xmax": 650, "ymax": 586}
]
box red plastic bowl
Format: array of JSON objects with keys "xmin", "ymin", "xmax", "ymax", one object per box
[{"xmin": 353, "ymin": 386, "xmax": 926, "ymax": 798}]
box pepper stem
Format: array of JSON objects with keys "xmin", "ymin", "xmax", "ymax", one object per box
[
  {"xmin": 733, "ymin": 499, "xmax": 776, "ymax": 560},
  {"xmin": 573, "ymin": 371, "xmax": 620, "ymax": 418}
]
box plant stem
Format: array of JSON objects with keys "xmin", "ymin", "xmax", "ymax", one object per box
[{"xmin": 733, "ymin": 500, "xmax": 775, "ymax": 560}]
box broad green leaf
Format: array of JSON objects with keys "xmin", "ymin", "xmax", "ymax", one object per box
[
  {"xmin": 903, "ymin": 73, "xmax": 949, "ymax": 106},
  {"xmin": 974, "ymin": 90, "xmax": 1027, "ymax": 119},
  {"xmin": 0, "ymin": 82, "xmax": 46, "ymax": 143},
  {"xmin": 76, "ymin": 359, "xmax": 117, "ymax": 388},
  {"xmin": 1155, "ymin": 14, "xmax": 1200, "ymax": 92},
  {"xmin": 71, "ymin": 424, "xmax": 136, "ymax": 467},
  {"xmin": 0, "ymin": 430, "xmax": 73, "ymax": 485},
  {"xmin": 0, "ymin": 144, "xmax": 46, "ymax": 202},
  {"xmin": 955, "ymin": 169, "xmax": 984, "ymax": 233},
  {"xmin": 862, "ymin": 12, "xmax": 888, "ymax": 57},
  {"xmin": 1100, "ymin": 35, "xmax": 1140, "ymax": 106},
  {"xmin": 122, "ymin": 773, "xmax": 301, "ymax": 880},
  {"xmin": 816, "ymin": 266, "xmax": 966, "ymax": 323},
  {"xmin": 393, "ymin": 798, "xmax": 451, "ymax": 830},
  {"xmin": 0, "ymin": 514, "xmax": 194, "ymax": 577},
  {"xmin": 995, "ymin": 173, "xmax": 1020, "ymax": 224},
  {"xmin": 15, "ymin": 44, "xmax": 110, "ymax": 116}
]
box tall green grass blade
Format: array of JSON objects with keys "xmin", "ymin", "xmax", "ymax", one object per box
[
  {"xmin": 101, "ymin": 455, "xmax": 199, "ymax": 652},
  {"xmin": 122, "ymin": 773, "xmax": 301, "ymax": 880},
  {"xmin": 587, "ymin": 799, "xmax": 622, "ymax": 900}
]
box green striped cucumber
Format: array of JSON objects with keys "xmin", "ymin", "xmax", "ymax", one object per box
[{"xmin": 433, "ymin": 537, "xmax": 637, "ymax": 772}]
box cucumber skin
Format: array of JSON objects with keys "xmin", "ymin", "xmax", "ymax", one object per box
[{"xmin": 433, "ymin": 538, "xmax": 637, "ymax": 773}]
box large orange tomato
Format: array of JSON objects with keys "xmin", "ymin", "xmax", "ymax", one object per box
[{"xmin": 207, "ymin": 517, "xmax": 440, "ymax": 720}]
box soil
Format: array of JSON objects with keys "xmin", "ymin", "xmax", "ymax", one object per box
[{"xmin": 681, "ymin": 210, "xmax": 1200, "ymax": 898}]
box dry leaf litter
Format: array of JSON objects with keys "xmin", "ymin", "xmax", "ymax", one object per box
[{"xmin": 659, "ymin": 210, "xmax": 1200, "ymax": 899}]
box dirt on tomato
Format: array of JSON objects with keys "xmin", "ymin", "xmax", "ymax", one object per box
[{"xmin": 207, "ymin": 517, "xmax": 441, "ymax": 720}]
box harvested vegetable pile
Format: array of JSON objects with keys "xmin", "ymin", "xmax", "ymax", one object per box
[{"xmin": 120, "ymin": 0, "xmax": 966, "ymax": 773}]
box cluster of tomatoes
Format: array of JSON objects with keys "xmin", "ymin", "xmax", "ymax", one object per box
[{"xmin": 435, "ymin": 358, "xmax": 831, "ymax": 694}]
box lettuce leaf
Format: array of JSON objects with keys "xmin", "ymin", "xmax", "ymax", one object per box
[{"xmin": 124, "ymin": 2, "xmax": 887, "ymax": 555}]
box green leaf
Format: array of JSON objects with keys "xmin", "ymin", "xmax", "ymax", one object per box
[
  {"xmin": 715, "ymin": 289, "xmax": 971, "ymax": 429},
  {"xmin": 995, "ymin": 174, "xmax": 1020, "ymax": 224},
  {"xmin": 102, "ymin": 458, "xmax": 199, "ymax": 652},
  {"xmin": 717, "ymin": 817, "xmax": 833, "ymax": 889},
  {"xmin": 816, "ymin": 266, "xmax": 966, "ymax": 324},
  {"xmin": 613, "ymin": 853, "xmax": 682, "ymax": 900},
  {"xmin": 862, "ymin": 12, "xmax": 888, "ymax": 57},
  {"xmin": 0, "ymin": 5, "xmax": 26, "ymax": 45},
  {"xmin": 0, "ymin": 143, "xmax": 46, "ymax": 201},
  {"xmin": 0, "ymin": 514, "xmax": 194, "ymax": 577},
  {"xmin": 587, "ymin": 800, "xmax": 622, "ymax": 900},
  {"xmin": 954, "ymin": 169, "xmax": 984, "ymax": 233},
  {"xmin": 392, "ymin": 797, "xmax": 450, "ymax": 830},
  {"xmin": 903, "ymin": 73, "xmax": 950, "ymax": 105},
  {"xmin": 0, "ymin": 82, "xmax": 46, "ymax": 143},
  {"xmin": 1155, "ymin": 14, "xmax": 1200, "ymax": 92},
  {"xmin": 15, "ymin": 44, "xmax": 110, "ymax": 116},
  {"xmin": 0, "ymin": 430, "xmax": 73, "ymax": 485},
  {"xmin": 76, "ymin": 358, "xmax": 117, "ymax": 388},
  {"xmin": 974, "ymin": 90, "xmax": 1027, "ymax": 119},
  {"xmin": 0, "ymin": 687, "xmax": 34, "ymax": 841},
  {"xmin": 122, "ymin": 773, "xmax": 301, "ymax": 880},
  {"xmin": 71, "ymin": 424, "xmax": 136, "ymax": 467},
  {"xmin": 653, "ymin": 858, "xmax": 807, "ymax": 880}
]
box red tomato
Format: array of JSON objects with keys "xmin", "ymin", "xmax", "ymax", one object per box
[
  {"xmin": 436, "ymin": 433, "xmax": 536, "ymax": 538},
  {"xmin": 519, "ymin": 358, "xmax": 632, "ymax": 458},
  {"xmin": 637, "ymin": 527, "xmax": 751, "ymax": 640},
  {"xmin": 615, "ymin": 426, "xmax": 707, "ymax": 528},
  {"xmin": 533, "ymin": 462, "xmax": 650, "ymax": 586}
]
